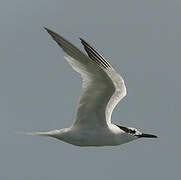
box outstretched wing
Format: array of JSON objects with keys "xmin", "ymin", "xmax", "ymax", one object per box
[
  {"xmin": 79, "ymin": 38, "xmax": 127, "ymax": 124},
  {"xmin": 44, "ymin": 28, "xmax": 126, "ymax": 128}
]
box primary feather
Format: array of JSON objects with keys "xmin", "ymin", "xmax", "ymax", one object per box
[{"xmin": 44, "ymin": 27, "xmax": 126, "ymax": 129}]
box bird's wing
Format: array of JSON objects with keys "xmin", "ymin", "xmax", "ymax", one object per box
[
  {"xmin": 79, "ymin": 38, "xmax": 127, "ymax": 125},
  {"xmin": 44, "ymin": 28, "xmax": 126, "ymax": 128}
]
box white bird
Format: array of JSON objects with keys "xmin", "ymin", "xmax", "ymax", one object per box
[{"xmin": 27, "ymin": 27, "xmax": 159, "ymax": 146}]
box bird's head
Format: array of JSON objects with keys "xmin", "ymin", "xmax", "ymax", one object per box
[{"xmin": 116, "ymin": 125, "xmax": 159, "ymax": 139}]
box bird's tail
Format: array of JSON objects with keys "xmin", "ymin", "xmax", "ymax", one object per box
[{"xmin": 16, "ymin": 131, "xmax": 52, "ymax": 136}]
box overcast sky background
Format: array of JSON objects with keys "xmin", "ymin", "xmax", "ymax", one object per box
[{"xmin": 0, "ymin": 0, "xmax": 180, "ymax": 179}]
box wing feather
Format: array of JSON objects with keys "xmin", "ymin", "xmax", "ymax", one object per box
[
  {"xmin": 79, "ymin": 38, "xmax": 127, "ymax": 124},
  {"xmin": 44, "ymin": 28, "xmax": 126, "ymax": 128}
]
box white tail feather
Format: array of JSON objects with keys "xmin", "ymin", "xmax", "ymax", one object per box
[{"xmin": 16, "ymin": 131, "xmax": 52, "ymax": 136}]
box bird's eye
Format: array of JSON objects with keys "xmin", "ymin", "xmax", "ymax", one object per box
[{"xmin": 130, "ymin": 130, "xmax": 136, "ymax": 134}]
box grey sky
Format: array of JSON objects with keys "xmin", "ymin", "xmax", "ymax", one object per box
[{"xmin": 0, "ymin": 0, "xmax": 180, "ymax": 179}]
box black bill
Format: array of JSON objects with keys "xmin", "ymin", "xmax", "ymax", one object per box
[{"xmin": 136, "ymin": 133, "xmax": 160, "ymax": 138}]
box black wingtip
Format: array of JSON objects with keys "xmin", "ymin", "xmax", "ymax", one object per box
[
  {"xmin": 43, "ymin": 27, "xmax": 58, "ymax": 40},
  {"xmin": 79, "ymin": 38, "xmax": 89, "ymax": 46},
  {"xmin": 43, "ymin": 27, "xmax": 53, "ymax": 34},
  {"xmin": 79, "ymin": 37, "xmax": 85, "ymax": 42},
  {"xmin": 43, "ymin": 26, "xmax": 49, "ymax": 31}
]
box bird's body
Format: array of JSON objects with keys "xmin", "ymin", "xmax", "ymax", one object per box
[
  {"xmin": 26, "ymin": 27, "xmax": 159, "ymax": 147},
  {"xmin": 37, "ymin": 124, "xmax": 136, "ymax": 147}
]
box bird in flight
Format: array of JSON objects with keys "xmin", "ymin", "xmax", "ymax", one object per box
[{"xmin": 27, "ymin": 27, "xmax": 159, "ymax": 146}]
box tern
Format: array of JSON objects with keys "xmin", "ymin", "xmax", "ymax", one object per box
[{"xmin": 26, "ymin": 27, "xmax": 159, "ymax": 146}]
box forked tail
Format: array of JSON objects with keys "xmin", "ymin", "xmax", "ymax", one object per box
[{"xmin": 16, "ymin": 131, "xmax": 53, "ymax": 136}]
